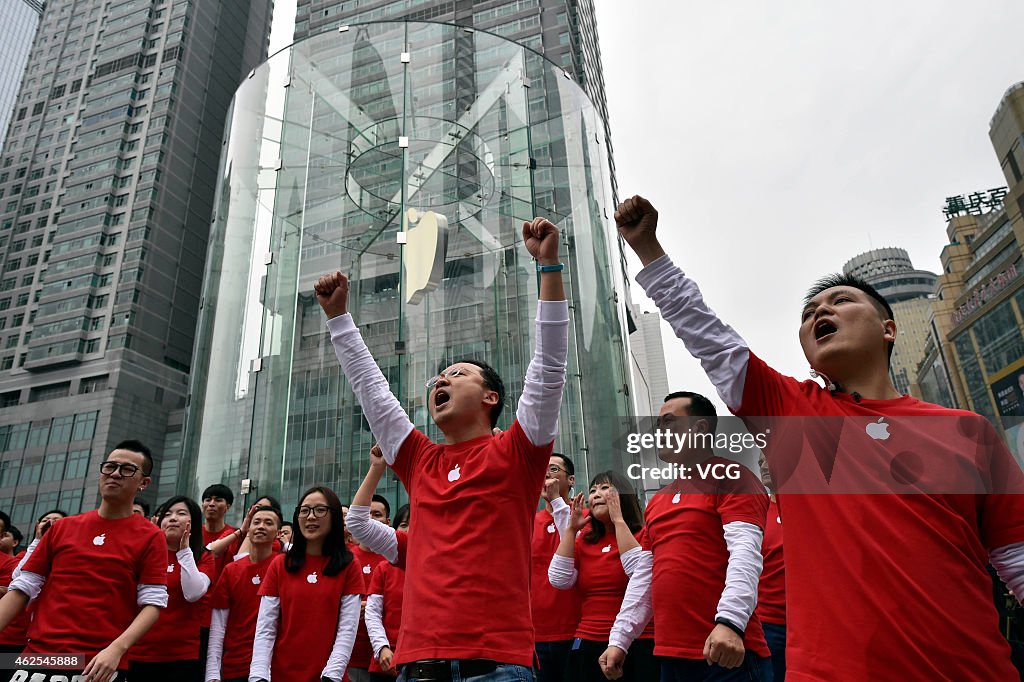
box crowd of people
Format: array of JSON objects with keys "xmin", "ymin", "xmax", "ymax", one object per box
[{"xmin": 0, "ymin": 204, "xmax": 1019, "ymax": 682}]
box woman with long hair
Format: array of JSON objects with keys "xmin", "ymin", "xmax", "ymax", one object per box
[
  {"xmin": 250, "ymin": 486, "xmax": 364, "ymax": 682},
  {"xmin": 365, "ymin": 503, "xmax": 409, "ymax": 681},
  {"xmin": 129, "ymin": 495, "xmax": 215, "ymax": 681},
  {"xmin": 548, "ymin": 471, "xmax": 657, "ymax": 681}
]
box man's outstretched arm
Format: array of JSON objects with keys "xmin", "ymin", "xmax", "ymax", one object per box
[
  {"xmin": 316, "ymin": 272, "xmax": 415, "ymax": 464},
  {"xmin": 516, "ymin": 217, "xmax": 569, "ymax": 447},
  {"xmin": 617, "ymin": 196, "xmax": 750, "ymax": 412}
]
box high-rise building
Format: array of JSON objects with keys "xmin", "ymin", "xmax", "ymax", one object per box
[
  {"xmin": 628, "ymin": 306, "xmax": 670, "ymax": 415},
  {"xmin": 842, "ymin": 247, "xmax": 939, "ymax": 396},
  {"xmin": 928, "ymin": 81, "xmax": 1024, "ymax": 447},
  {"xmin": 0, "ymin": 0, "xmax": 273, "ymax": 526},
  {"xmin": 0, "ymin": 0, "xmax": 44, "ymax": 152},
  {"xmin": 183, "ymin": 16, "xmax": 635, "ymax": 511}
]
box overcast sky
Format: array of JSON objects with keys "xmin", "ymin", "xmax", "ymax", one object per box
[{"xmin": 593, "ymin": 0, "xmax": 1024, "ymax": 411}]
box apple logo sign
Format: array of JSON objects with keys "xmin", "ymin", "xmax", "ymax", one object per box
[
  {"xmin": 866, "ymin": 417, "xmax": 890, "ymax": 441},
  {"xmin": 363, "ymin": 564, "xmax": 371, "ymax": 574},
  {"xmin": 546, "ymin": 523, "xmax": 555, "ymax": 534},
  {"xmin": 167, "ymin": 564, "xmax": 175, "ymax": 573},
  {"xmin": 601, "ymin": 544, "xmax": 612, "ymax": 553},
  {"xmin": 447, "ymin": 464, "xmax": 461, "ymax": 483},
  {"xmin": 401, "ymin": 208, "xmax": 449, "ymax": 305},
  {"xmin": 252, "ymin": 574, "xmax": 261, "ymax": 585},
  {"xmin": 92, "ymin": 534, "xmax": 106, "ymax": 546},
  {"xmin": 307, "ymin": 572, "xmax": 319, "ymax": 584},
  {"xmin": 671, "ymin": 493, "xmax": 681, "ymax": 504}
]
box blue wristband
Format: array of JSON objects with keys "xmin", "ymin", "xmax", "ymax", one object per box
[{"xmin": 536, "ymin": 263, "xmax": 564, "ymax": 273}]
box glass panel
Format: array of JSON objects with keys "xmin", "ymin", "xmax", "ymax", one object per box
[{"xmin": 184, "ymin": 22, "xmax": 633, "ymax": 505}]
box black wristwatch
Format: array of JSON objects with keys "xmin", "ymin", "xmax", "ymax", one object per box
[{"xmin": 715, "ymin": 616, "xmax": 745, "ymax": 637}]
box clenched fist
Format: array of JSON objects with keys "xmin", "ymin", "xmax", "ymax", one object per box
[
  {"xmin": 615, "ymin": 195, "xmax": 665, "ymax": 266},
  {"xmin": 314, "ymin": 272, "xmax": 349, "ymax": 319},
  {"xmin": 522, "ymin": 217, "xmax": 560, "ymax": 265}
]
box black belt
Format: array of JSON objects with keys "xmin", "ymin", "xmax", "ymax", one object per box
[{"xmin": 401, "ymin": 659, "xmax": 499, "ymax": 680}]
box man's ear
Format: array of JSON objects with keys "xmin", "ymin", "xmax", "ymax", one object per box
[
  {"xmin": 883, "ymin": 319, "xmax": 897, "ymax": 343},
  {"xmin": 139, "ymin": 476, "xmax": 151, "ymax": 492},
  {"xmin": 567, "ymin": 474, "xmax": 576, "ymax": 488},
  {"xmin": 482, "ymin": 390, "xmax": 499, "ymax": 407}
]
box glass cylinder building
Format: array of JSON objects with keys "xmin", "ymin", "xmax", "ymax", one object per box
[{"xmin": 184, "ymin": 21, "xmax": 635, "ymax": 507}]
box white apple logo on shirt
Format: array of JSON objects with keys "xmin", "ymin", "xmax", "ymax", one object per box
[
  {"xmin": 252, "ymin": 574, "xmax": 261, "ymax": 585},
  {"xmin": 546, "ymin": 523, "xmax": 555, "ymax": 534},
  {"xmin": 363, "ymin": 564, "xmax": 371, "ymax": 574},
  {"xmin": 601, "ymin": 544, "xmax": 612, "ymax": 553},
  {"xmin": 307, "ymin": 572, "xmax": 318, "ymax": 584},
  {"xmin": 776, "ymin": 516, "xmax": 782, "ymax": 524},
  {"xmin": 92, "ymin": 534, "xmax": 106, "ymax": 546},
  {"xmin": 671, "ymin": 493, "xmax": 681, "ymax": 504},
  {"xmin": 866, "ymin": 417, "xmax": 891, "ymax": 440},
  {"xmin": 167, "ymin": 564, "xmax": 175, "ymax": 573},
  {"xmin": 447, "ymin": 464, "xmax": 461, "ymax": 482}
]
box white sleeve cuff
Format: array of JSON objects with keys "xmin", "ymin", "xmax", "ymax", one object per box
[
  {"xmin": 550, "ymin": 497, "xmax": 571, "ymax": 534},
  {"xmin": 322, "ymin": 593, "xmax": 361, "ymax": 681},
  {"xmin": 991, "ymin": 541, "xmax": 1024, "ymax": 602},
  {"xmin": 620, "ymin": 546, "xmax": 642, "ymax": 576},
  {"xmin": 176, "ymin": 548, "xmax": 211, "ymax": 602},
  {"xmin": 9, "ymin": 571, "xmax": 45, "ymax": 601},
  {"xmin": 137, "ymin": 584, "xmax": 169, "ymax": 608}
]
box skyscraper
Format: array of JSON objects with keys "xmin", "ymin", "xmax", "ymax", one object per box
[
  {"xmin": 0, "ymin": 0, "xmax": 44, "ymax": 152},
  {"xmin": 183, "ymin": 12, "xmax": 635, "ymax": 510},
  {"xmin": 842, "ymin": 247, "xmax": 939, "ymax": 396},
  {"xmin": 0, "ymin": 0, "xmax": 273, "ymax": 526}
]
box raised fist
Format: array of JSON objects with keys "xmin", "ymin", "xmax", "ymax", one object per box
[
  {"xmin": 614, "ymin": 195, "xmax": 664, "ymax": 265},
  {"xmin": 314, "ymin": 272, "xmax": 349, "ymax": 319},
  {"xmin": 522, "ymin": 217, "xmax": 560, "ymax": 265}
]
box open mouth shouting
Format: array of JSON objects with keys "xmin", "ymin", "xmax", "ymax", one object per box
[
  {"xmin": 814, "ymin": 318, "xmax": 838, "ymax": 342},
  {"xmin": 434, "ymin": 389, "xmax": 451, "ymax": 410}
]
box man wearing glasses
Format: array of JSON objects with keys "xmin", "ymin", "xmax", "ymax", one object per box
[
  {"xmin": 315, "ymin": 216, "xmax": 567, "ymax": 682},
  {"xmin": 532, "ymin": 453, "xmax": 580, "ymax": 682},
  {"xmin": 0, "ymin": 440, "xmax": 168, "ymax": 682}
]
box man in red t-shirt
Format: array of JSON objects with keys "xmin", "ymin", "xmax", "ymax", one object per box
[
  {"xmin": 604, "ymin": 392, "xmax": 771, "ymax": 681},
  {"xmin": 206, "ymin": 505, "xmax": 283, "ymax": 682},
  {"xmin": 317, "ymin": 216, "xmax": 568, "ymax": 681},
  {"xmin": 532, "ymin": 452, "xmax": 578, "ymax": 682},
  {"xmin": 349, "ymin": 494, "xmax": 391, "ymax": 682},
  {"xmin": 612, "ymin": 195, "xmax": 1024, "ymax": 681},
  {"xmin": 0, "ymin": 439, "xmax": 168, "ymax": 681}
]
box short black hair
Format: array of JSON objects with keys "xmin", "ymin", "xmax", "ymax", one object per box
[
  {"xmin": 254, "ymin": 495, "xmax": 282, "ymax": 512},
  {"xmin": 201, "ymin": 484, "xmax": 235, "ymax": 506},
  {"xmin": 664, "ymin": 391, "xmax": 718, "ymax": 435},
  {"xmin": 113, "ymin": 439, "xmax": 154, "ymax": 476},
  {"xmin": 371, "ymin": 494, "xmax": 390, "ymax": 519},
  {"xmin": 551, "ymin": 452, "xmax": 574, "ymax": 476},
  {"xmin": 133, "ymin": 499, "xmax": 150, "ymax": 516},
  {"xmin": 804, "ymin": 273, "xmax": 895, "ymax": 363},
  {"xmin": 10, "ymin": 526, "xmax": 22, "ymax": 546},
  {"xmin": 447, "ymin": 358, "xmax": 506, "ymax": 428},
  {"xmin": 0, "ymin": 511, "xmax": 10, "ymax": 535},
  {"xmin": 253, "ymin": 504, "xmax": 283, "ymax": 527}
]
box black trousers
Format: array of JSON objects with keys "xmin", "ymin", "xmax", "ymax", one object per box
[{"xmin": 566, "ymin": 637, "xmax": 658, "ymax": 682}]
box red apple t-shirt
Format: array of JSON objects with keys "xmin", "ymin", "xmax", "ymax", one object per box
[
  {"xmin": 210, "ymin": 553, "xmax": 277, "ymax": 679},
  {"xmin": 367, "ymin": 559, "xmax": 406, "ymax": 674},
  {"xmin": 258, "ymin": 553, "xmax": 365, "ymax": 682},
  {"xmin": 131, "ymin": 548, "xmax": 216, "ymax": 662},
  {"xmin": 350, "ymin": 544, "xmax": 387, "ymax": 669},
  {"xmin": 642, "ymin": 466, "xmax": 770, "ymax": 659},
  {"xmin": 572, "ymin": 529, "xmax": 654, "ymax": 641},
  {"xmin": 390, "ymin": 422, "xmax": 551, "ymax": 666},
  {"xmin": 532, "ymin": 508, "xmax": 583, "ymax": 642},
  {"xmin": 737, "ymin": 351, "xmax": 1024, "ymax": 681},
  {"xmin": 20, "ymin": 511, "xmax": 167, "ymax": 664}
]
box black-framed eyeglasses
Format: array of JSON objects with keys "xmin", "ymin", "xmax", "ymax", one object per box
[
  {"xmin": 298, "ymin": 505, "xmax": 330, "ymax": 519},
  {"xmin": 100, "ymin": 461, "xmax": 142, "ymax": 478},
  {"xmin": 547, "ymin": 465, "xmax": 568, "ymax": 475},
  {"xmin": 426, "ymin": 366, "xmax": 472, "ymax": 389}
]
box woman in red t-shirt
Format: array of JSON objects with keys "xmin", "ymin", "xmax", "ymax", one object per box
[
  {"xmin": 129, "ymin": 495, "xmax": 214, "ymax": 681},
  {"xmin": 365, "ymin": 503, "xmax": 409, "ymax": 681},
  {"xmin": 547, "ymin": 471, "xmax": 657, "ymax": 681},
  {"xmin": 250, "ymin": 486, "xmax": 364, "ymax": 682}
]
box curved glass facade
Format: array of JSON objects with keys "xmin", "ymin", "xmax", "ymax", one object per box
[{"xmin": 184, "ymin": 21, "xmax": 634, "ymax": 507}]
